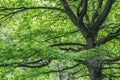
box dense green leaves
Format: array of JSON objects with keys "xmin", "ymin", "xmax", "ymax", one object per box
[{"xmin": 0, "ymin": 0, "xmax": 120, "ymax": 80}]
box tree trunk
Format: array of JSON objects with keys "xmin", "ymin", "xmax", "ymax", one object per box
[
  {"xmin": 88, "ymin": 67, "xmax": 103, "ymax": 80},
  {"xmin": 86, "ymin": 58, "xmax": 103, "ymax": 80},
  {"xmin": 58, "ymin": 72, "xmax": 64, "ymax": 80}
]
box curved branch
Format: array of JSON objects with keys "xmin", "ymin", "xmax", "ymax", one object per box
[
  {"xmin": 60, "ymin": 0, "xmax": 77, "ymax": 25},
  {"xmin": 26, "ymin": 59, "xmax": 43, "ymax": 64},
  {"xmin": 59, "ymin": 47, "xmax": 85, "ymax": 52},
  {"xmin": 37, "ymin": 63, "xmax": 81, "ymax": 74},
  {"xmin": 50, "ymin": 42, "xmax": 86, "ymax": 47},
  {"xmin": 90, "ymin": 0, "xmax": 115, "ymax": 30},
  {"xmin": 98, "ymin": 0, "xmax": 104, "ymax": 8},
  {"xmin": 0, "ymin": 59, "xmax": 51, "ymax": 68},
  {"xmin": 0, "ymin": 6, "xmax": 66, "ymax": 21},
  {"xmin": 104, "ymin": 74, "xmax": 120, "ymax": 78},
  {"xmin": 44, "ymin": 29, "xmax": 79, "ymax": 42},
  {"xmin": 103, "ymin": 56, "xmax": 120, "ymax": 64},
  {"xmin": 97, "ymin": 27, "xmax": 120, "ymax": 45},
  {"xmin": 77, "ymin": 0, "xmax": 88, "ymax": 22},
  {"xmin": 0, "ymin": 6, "xmax": 66, "ymax": 13},
  {"xmin": 92, "ymin": 0, "xmax": 104, "ymax": 22},
  {"xmin": 18, "ymin": 63, "xmax": 49, "ymax": 68}
]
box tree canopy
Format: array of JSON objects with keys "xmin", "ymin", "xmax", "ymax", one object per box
[{"xmin": 0, "ymin": 0, "xmax": 120, "ymax": 80}]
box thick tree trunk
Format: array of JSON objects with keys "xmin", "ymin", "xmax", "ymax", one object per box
[
  {"xmin": 86, "ymin": 37, "xmax": 96, "ymax": 49},
  {"xmin": 88, "ymin": 67, "xmax": 103, "ymax": 80},
  {"xmin": 86, "ymin": 58, "xmax": 103, "ymax": 80},
  {"xmin": 58, "ymin": 72, "xmax": 64, "ymax": 80}
]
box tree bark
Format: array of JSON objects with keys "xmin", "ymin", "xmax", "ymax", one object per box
[
  {"xmin": 89, "ymin": 67, "xmax": 103, "ymax": 80},
  {"xmin": 86, "ymin": 58, "xmax": 103, "ymax": 80}
]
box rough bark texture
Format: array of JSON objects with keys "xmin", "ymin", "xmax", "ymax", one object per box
[
  {"xmin": 89, "ymin": 67, "xmax": 103, "ymax": 80},
  {"xmin": 86, "ymin": 58, "xmax": 103, "ymax": 80}
]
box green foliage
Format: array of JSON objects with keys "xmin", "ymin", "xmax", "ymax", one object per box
[{"xmin": 0, "ymin": 0, "xmax": 120, "ymax": 80}]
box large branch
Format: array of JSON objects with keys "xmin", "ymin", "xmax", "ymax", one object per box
[
  {"xmin": 0, "ymin": 59, "xmax": 51, "ymax": 68},
  {"xmin": 104, "ymin": 74, "xmax": 120, "ymax": 79},
  {"xmin": 98, "ymin": 0, "xmax": 104, "ymax": 8},
  {"xmin": 0, "ymin": 6, "xmax": 66, "ymax": 21},
  {"xmin": 90, "ymin": 0, "xmax": 115, "ymax": 30},
  {"xmin": 77, "ymin": 0, "xmax": 88, "ymax": 22},
  {"xmin": 25, "ymin": 59, "xmax": 43, "ymax": 64},
  {"xmin": 59, "ymin": 47, "xmax": 85, "ymax": 52},
  {"xmin": 44, "ymin": 29, "xmax": 79, "ymax": 42},
  {"xmin": 103, "ymin": 56, "xmax": 120, "ymax": 64},
  {"xmin": 0, "ymin": 6, "xmax": 66, "ymax": 12},
  {"xmin": 36, "ymin": 63, "xmax": 81, "ymax": 74},
  {"xmin": 60, "ymin": 0, "xmax": 77, "ymax": 25},
  {"xmin": 97, "ymin": 27, "xmax": 120, "ymax": 45},
  {"xmin": 18, "ymin": 62, "xmax": 49, "ymax": 68},
  {"xmin": 92, "ymin": 0, "xmax": 104, "ymax": 22},
  {"xmin": 50, "ymin": 42, "xmax": 86, "ymax": 47},
  {"xmin": 75, "ymin": 0, "xmax": 94, "ymax": 48},
  {"xmin": 37, "ymin": 60, "xmax": 86, "ymax": 74}
]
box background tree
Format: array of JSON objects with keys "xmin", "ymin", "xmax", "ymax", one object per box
[{"xmin": 0, "ymin": 0, "xmax": 120, "ymax": 80}]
